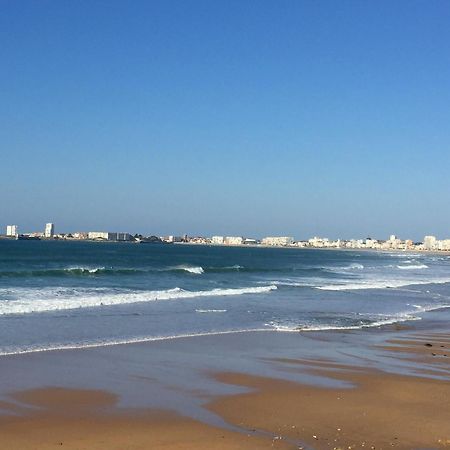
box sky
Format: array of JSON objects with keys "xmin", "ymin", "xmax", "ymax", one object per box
[{"xmin": 1, "ymin": 0, "xmax": 449, "ymax": 240}]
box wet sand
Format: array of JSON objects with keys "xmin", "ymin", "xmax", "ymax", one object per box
[
  {"xmin": 0, "ymin": 387, "xmax": 293, "ymax": 449},
  {"xmin": 1, "ymin": 329, "xmax": 449, "ymax": 449},
  {"xmin": 210, "ymin": 365, "xmax": 450, "ymax": 449}
]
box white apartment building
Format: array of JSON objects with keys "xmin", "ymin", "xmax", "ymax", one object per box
[
  {"xmin": 308, "ymin": 237, "xmax": 329, "ymax": 247},
  {"xmin": 261, "ymin": 236, "xmax": 294, "ymax": 246},
  {"xmin": 44, "ymin": 223, "xmax": 55, "ymax": 238},
  {"xmin": 365, "ymin": 238, "xmax": 379, "ymax": 248},
  {"xmin": 211, "ymin": 236, "xmax": 225, "ymax": 245},
  {"xmin": 88, "ymin": 231, "xmax": 116, "ymax": 241},
  {"xmin": 88, "ymin": 232, "xmax": 131, "ymax": 241},
  {"xmin": 423, "ymin": 235, "xmax": 437, "ymax": 250},
  {"xmin": 6, "ymin": 225, "xmax": 18, "ymax": 237},
  {"xmin": 72, "ymin": 232, "xmax": 88, "ymax": 240},
  {"xmin": 345, "ymin": 239, "xmax": 365, "ymax": 249},
  {"xmin": 404, "ymin": 239, "xmax": 415, "ymax": 249},
  {"xmin": 224, "ymin": 236, "xmax": 244, "ymax": 245},
  {"xmin": 437, "ymin": 239, "xmax": 450, "ymax": 251}
]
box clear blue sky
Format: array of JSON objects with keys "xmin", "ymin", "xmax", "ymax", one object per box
[{"xmin": 1, "ymin": 1, "xmax": 449, "ymax": 240}]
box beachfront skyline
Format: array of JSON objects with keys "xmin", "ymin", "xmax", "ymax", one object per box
[{"xmin": 1, "ymin": 1, "xmax": 450, "ymax": 240}]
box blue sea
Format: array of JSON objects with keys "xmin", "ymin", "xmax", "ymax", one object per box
[{"xmin": 0, "ymin": 240, "xmax": 449, "ymax": 355}]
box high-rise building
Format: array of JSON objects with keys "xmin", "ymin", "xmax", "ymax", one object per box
[
  {"xmin": 6, "ymin": 225, "xmax": 18, "ymax": 237},
  {"xmin": 44, "ymin": 223, "xmax": 55, "ymax": 238}
]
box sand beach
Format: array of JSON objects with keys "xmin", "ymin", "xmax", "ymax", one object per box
[{"xmin": 0, "ymin": 322, "xmax": 449, "ymax": 449}]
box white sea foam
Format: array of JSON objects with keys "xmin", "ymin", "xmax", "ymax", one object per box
[
  {"xmin": 316, "ymin": 277, "xmax": 450, "ymax": 291},
  {"xmin": 267, "ymin": 313, "xmax": 423, "ymax": 332},
  {"xmin": 408, "ymin": 304, "xmax": 450, "ymax": 313},
  {"xmin": 0, "ymin": 328, "xmax": 270, "ymax": 357},
  {"xmin": 64, "ymin": 266, "xmax": 106, "ymax": 274},
  {"xmin": 269, "ymin": 280, "xmax": 313, "ymax": 287},
  {"xmin": 397, "ymin": 264, "xmax": 428, "ymax": 270},
  {"xmin": 179, "ymin": 266, "xmax": 204, "ymax": 274},
  {"xmin": 387, "ymin": 253, "xmax": 423, "ymax": 258},
  {"xmin": 343, "ymin": 263, "xmax": 364, "ymax": 270},
  {"xmin": 323, "ymin": 263, "xmax": 365, "ymax": 273},
  {"xmin": 195, "ymin": 309, "xmax": 227, "ymax": 313},
  {"xmin": 0, "ymin": 285, "xmax": 277, "ymax": 315}
]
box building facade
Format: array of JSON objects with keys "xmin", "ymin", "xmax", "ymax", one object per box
[
  {"xmin": 6, "ymin": 225, "xmax": 18, "ymax": 237},
  {"xmin": 261, "ymin": 236, "xmax": 294, "ymax": 246},
  {"xmin": 44, "ymin": 223, "xmax": 55, "ymax": 238},
  {"xmin": 224, "ymin": 236, "xmax": 244, "ymax": 245},
  {"xmin": 88, "ymin": 231, "xmax": 131, "ymax": 241},
  {"xmin": 423, "ymin": 235, "xmax": 437, "ymax": 250},
  {"xmin": 88, "ymin": 231, "xmax": 115, "ymax": 240}
]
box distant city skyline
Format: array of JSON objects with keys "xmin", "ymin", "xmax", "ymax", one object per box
[
  {"xmin": 2, "ymin": 220, "xmax": 448, "ymax": 246},
  {"xmin": 1, "ymin": 1, "xmax": 449, "ymax": 240},
  {"xmin": 3, "ymin": 220, "xmax": 450, "ymax": 251}
]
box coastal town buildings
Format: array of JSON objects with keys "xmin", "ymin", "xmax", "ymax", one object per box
[
  {"xmin": 2, "ymin": 221, "xmax": 450, "ymax": 252},
  {"xmin": 87, "ymin": 232, "xmax": 132, "ymax": 241},
  {"xmin": 437, "ymin": 239, "xmax": 450, "ymax": 251},
  {"xmin": 6, "ymin": 225, "xmax": 18, "ymax": 237},
  {"xmin": 44, "ymin": 223, "xmax": 55, "ymax": 238},
  {"xmin": 88, "ymin": 231, "xmax": 113, "ymax": 241},
  {"xmin": 72, "ymin": 232, "xmax": 88, "ymax": 240},
  {"xmin": 161, "ymin": 236, "xmax": 184, "ymax": 243},
  {"xmin": 308, "ymin": 237, "xmax": 330, "ymax": 248},
  {"xmin": 117, "ymin": 233, "xmax": 132, "ymax": 241},
  {"xmin": 424, "ymin": 235, "xmax": 437, "ymax": 250},
  {"xmin": 261, "ymin": 236, "xmax": 294, "ymax": 246},
  {"xmin": 365, "ymin": 238, "xmax": 379, "ymax": 248},
  {"xmin": 224, "ymin": 236, "xmax": 244, "ymax": 245}
]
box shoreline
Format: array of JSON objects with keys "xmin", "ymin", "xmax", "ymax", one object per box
[
  {"xmin": 2, "ymin": 238, "xmax": 449, "ymax": 255},
  {"xmin": 2, "ymin": 302, "xmax": 450, "ymax": 358}
]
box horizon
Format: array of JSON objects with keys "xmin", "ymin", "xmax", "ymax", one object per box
[{"xmin": 1, "ymin": 1, "xmax": 449, "ymax": 240}]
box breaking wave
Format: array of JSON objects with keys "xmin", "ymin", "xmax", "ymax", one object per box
[
  {"xmin": 0, "ymin": 265, "xmax": 248, "ymax": 278},
  {"xmin": 397, "ymin": 264, "xmax": 429, "ymax": 270},
  {"xmin": 332, "ymin": 263, "xmax": 364, "ymax": 271},
  {"xmin": 0, "ymin": 285, "xmax": 277, "ymax": 315},
  {"xmin": 176, "ymin": 266, "xmax": 204, "ymax": 274}
]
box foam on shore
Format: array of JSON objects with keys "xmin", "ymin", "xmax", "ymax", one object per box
[
  {"xmin": 316, "ymin": 277, "xmax": 450, "ymax": 291},
  {"xmin": 0, "ymin": 328, "xmax": 271, "ymax": 356}
]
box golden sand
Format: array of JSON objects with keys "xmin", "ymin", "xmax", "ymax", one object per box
[{"xmin": 1, "ymin": 334, "xmax": 449, "ymax": 449}]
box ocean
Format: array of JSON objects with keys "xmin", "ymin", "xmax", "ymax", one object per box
[{"xmin": 0, "ymin": 240, "xmax": 449, "ymax": 356}]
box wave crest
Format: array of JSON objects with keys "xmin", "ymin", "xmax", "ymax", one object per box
[
  {"xmin": 0, "ymin": 285, "xmax": 277, "ymax": 315},
  {"xmin": 397, "ymin": 264, "xmax": 428, "ymax": 270},
  {"xmin": 177, "ymin": 266, "xmax": 204, "ymax": 274}
]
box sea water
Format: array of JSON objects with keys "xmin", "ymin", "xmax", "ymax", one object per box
[{"xmin": 0, "ymin": 240, "xmax": 449, "ymax": 355}]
